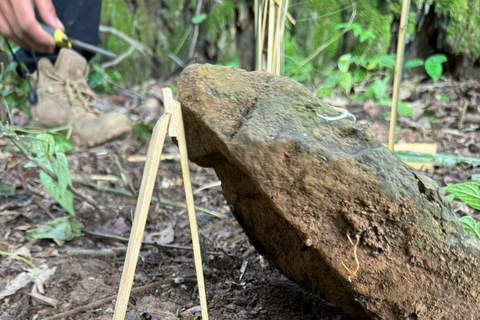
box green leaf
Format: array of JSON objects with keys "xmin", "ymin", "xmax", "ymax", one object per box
[
  {"xmin": 322, "ymin": 75, "xmax": 340, "ymax": 87},
  {"xmin": 53, "ymin": 153, "xmax": 72, "ymax": 196},
  {"xmin": 435, "ymin": 94, "xmax": 450, "ymax": 102},
  {"xmin": 337, "ymin": 54, "xmax": 351, "ymax": 73},
  {"xmin": 192, "ymin": 13, "xmax": 208, "ymax": 24},
  {"xmin": 338, "ymin": 72, "xmax": 353, "ymax": 94},
  {"xmin": 349, "ymin": 55, "xmax": 363, "ymax": 66},
  {"xmin": 446, "ymin": 194, "xmax": 455, "ymax": 202},
  {"xmin": 335, "ymin": 23, "xmax": 362, "ymax": 36},
  {"xmin": 33, "ymin": 133, "xmax": 55, "ymax": 157},
  {"xmin": 379, "ymin": 99, "xmax": 415, "ymax": 118},
  {"xmin": 458, "ymin": 216, "xmax": 480, "ymax": 240},
  {"xmin": 359, "ymin": 29, "xmax": 376, "ymax": 43},
  {"xmin": 368, "ymin": 79, "xmax": 387, "ymax": 101},
  {"xmin": 26, "ymin": 216, "xmax": 83, "ymax": 241},
  {"xmin": 39, "ymin": 170, "xmax": 75, "ymax": 215},
  {"xmin": 133, "ymin": 123, "xmax": 154, "ymax": 139},
  {"xmin": 443, "ymin": 181, "xmax": 480, "ymax": 210},
  {"xmin": 352, "ymin": 69, "xmax": 367, "ymax": 83},
  {"xmin": 425, "ymin": 54, "xmax": 447, "ymax": 83},
  {"xmin": 24, "ymin": 161, "xmax": 37, "ymax": 168},
  {"xmin": 398, "ymin": 102, "xmax": 415, "ymax": 118},
  {"xmin": 4, "ymin": 91, "xmax": 18, "ymax": 107},
  {"xmin": 405, "ymin": 59, "xmax": 424, "ymax": 68},
  {"xmin": 5, "ymin": 62, "xmax": 18, "ymax": 74},
  {"xmin": 50, "ymin": 133, "xmax": 72, "ymax": 153},
  {"xmin": 364, "ymin": 54, "xmax": 396, "ymax": 70}
]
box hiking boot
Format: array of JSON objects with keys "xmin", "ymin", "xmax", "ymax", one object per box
[{"xmin": 30, "ymin": 49, "xmax": 131, "ymax": 147}]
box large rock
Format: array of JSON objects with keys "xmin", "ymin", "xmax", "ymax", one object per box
[{"xmin": 177, "ymin": 64, "xmax": 480, "ymax": 319}]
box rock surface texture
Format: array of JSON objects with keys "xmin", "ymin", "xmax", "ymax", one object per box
[{"xmin": 177, "ymin": 64, "xmax": 480, "ymax": 319}]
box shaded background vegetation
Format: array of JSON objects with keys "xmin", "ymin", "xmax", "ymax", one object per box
[{"xmin": 98, "ymin": 0, "xmax": 480, "ymax": 84}]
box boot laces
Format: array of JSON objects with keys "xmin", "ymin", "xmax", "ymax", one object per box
[{"xmin": 44, "ymin": 69, "xmax": 99, "ymax": 115}]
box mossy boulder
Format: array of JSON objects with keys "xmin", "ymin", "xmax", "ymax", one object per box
[{"xmin": 178, "ymin": 64, "xmax": 480, "ymax": 319}]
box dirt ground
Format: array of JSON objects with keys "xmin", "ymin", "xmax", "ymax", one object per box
[{"xmin": 1, "ymin": 78, "xmax": 479, "ymax": 320}]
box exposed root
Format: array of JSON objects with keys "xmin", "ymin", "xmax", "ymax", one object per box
[
  {"xmin": 341, "ymin": 234, "xmax": 361, "ymax": 282},
  {"xmin": 317, "ymin": 106, "xmax": 356, "ymax": 122}
]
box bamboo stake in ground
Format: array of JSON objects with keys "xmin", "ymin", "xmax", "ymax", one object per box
[
  {"xmin": 388, "ymin": 0, "xmax": 411, "ymax": 150},
  {"xmin": 113, "ymin": 113, "xmax": 171, "ymax": 319},
  {"xmin": 112, "ymin": 88, "xmax": 209, "ymax": 320},
  {"xmin": 171, "ymin": 96, "xmax": 209, "ymax": 320}
]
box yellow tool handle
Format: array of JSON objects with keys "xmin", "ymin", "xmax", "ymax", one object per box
[{"xmin": 41, "ymin": 23, "xmax": 72, "ymax": 48}]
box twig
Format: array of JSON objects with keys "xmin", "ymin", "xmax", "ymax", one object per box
[
  {"xmin": 341, "ymin": 234, "xmax": 360, "ymax": 282},
  {"xmin": 0, "ymin": 250, "xmax": 37, "ymax": 270},
  {"xmin": 156, "ymin": 198, "xmax": 225, "ymax": 218},
  {"xmin": 4, "ymin": 100, "xmax": 13, "ymax": 125},
  {"xmin": 42, "ymin": 278, "xmax": 178, "ymax": 320},
  {"xmin": 58, "ymin": 247, "xmax": 127, "ymax": 257},
  {"xmin": 113, "ymin": 154, "xmax": 137, "ymax": 195},
  {"xmin": 99, "ymin": 25, "xmax": 154, "ymax": 57},
  {"xmin": 98, "ymin": 25, "xmax": 155, "ymax": 70},
  {"xmin": 458, "ymin": 99, "xmax": 468, "ymax": 129},
  {"xmin": 189, "ymin": 0, "xmax": 203, "ymax": 59},
  {"xmin": 101, "ymin": 45, "xmax": 135, "ymax": 69},
  {"xmin": 168, "ymin": 52, "xmax": 186, "ymax": 68},
  {"xmin": 33, "ymin": 197, "xmax": 55, "ymax": 220},
  {"xmin": 71, "ymin": 178, "xmax": 224, "ymax": 218},
  {"xmin": 0, "ymin": 122, "xmax": 100, "ymax": 210},
  {"xmin": 83, "ymin": 229, "xmax": 224, "ymax": 256},
  {"xmin": 72, "ymin": 178, "xmax": 133, "ymax": 197}
]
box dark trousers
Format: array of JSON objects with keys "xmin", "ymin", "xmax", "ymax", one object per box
[{"xmin": 15, "ymin": 0, "xmax": 102, "ymax": 72}]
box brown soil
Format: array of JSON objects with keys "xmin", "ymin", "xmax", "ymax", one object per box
[{"xmin": 1, "ymin": 78, "xmax": 479, "ymax": 320}]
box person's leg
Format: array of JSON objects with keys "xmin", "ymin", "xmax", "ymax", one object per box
[{"xmin": 15, "ymin": 0, "xmax": 102, "ymax": 72}]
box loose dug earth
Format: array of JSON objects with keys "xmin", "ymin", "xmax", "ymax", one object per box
[{"xmin": 177, "ymin": 64, "xmax": 480, "ymax": 319}]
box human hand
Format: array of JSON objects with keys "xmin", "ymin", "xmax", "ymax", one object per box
[{"xmin": 0, "ymin": 0, "xmax": 64, "ymax": 53}]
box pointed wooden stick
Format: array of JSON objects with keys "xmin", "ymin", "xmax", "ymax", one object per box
[
  {"xmin": 165, "ymin": 88, "xmax": 209, "ymax": 320},
  {"xmin": 388, "ymin": 0, "xmax": 411, "ymax": 150},
  {"xmin": 113, "ymin": 113, "xmax": 171, "ymax": 320}
]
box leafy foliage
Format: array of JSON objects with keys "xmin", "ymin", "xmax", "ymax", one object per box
[
  {"xmin": 24, "ymin": 132, "xmax": 75, "ymax": 215},
  {"xmin": 312, "ymin": 23, "xmax": 415, "ymax": 118},
  {"xmin": 443, "ymin": 181, "xmax": 480, "ymax": 210},
  {"xmin": 424, "ymin": 54, "xmax": 448, "ymax": 83},
  {"xmin": 88, "ymin": 63, "xmax": 124, "ymax": 93},
  {"xmin": 458, "ymin": 216, "xmax": 480, "ymax": 240},
  {"xmin": 0, "ymin": 59, "xmax": 30, "ymax": 115},
  {"xmin": 443, "ymin": 181, "xmax": 480, "ymax": 239},
  {"xmin": 192, "ymin": 13, "xmax": 208, "ymax": 24}
]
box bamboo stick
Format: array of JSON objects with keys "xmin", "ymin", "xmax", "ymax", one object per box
[
  {"xmin": 113, "ymin": 113, "xmax": 171, "ymax": 319},
  {"xmin": 170, "ymin": 97, "xmax": 209, "ymax": 320},
  {"xmin": 388, "ymin": 0, "xmax": 411, "ymax": 150},
  {"xmin": 267, "ymin": 0, "xmax": 275, "ymax": 73}
]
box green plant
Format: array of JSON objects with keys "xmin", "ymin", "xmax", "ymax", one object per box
[
  {"xmin": 443, "ymin": 181, "xmax": 480, "ymax": 240},
  {"xmin": 311, "ymin": 22, "xmax": 415, "ymax": 118},
  {"xmin": 404, "ymin": 54, "xmax": 448, "ymax": 105},
  {"xmin": 23, "ymin": 132, "xmax": 75, "ymax": 215},
  {"xmin": 88, "ymin": 63, "xmax": 124, "ymax": 93},
  {"xmin": 0, "ymin": 59, "xmax": 30, "ymax": 116}
]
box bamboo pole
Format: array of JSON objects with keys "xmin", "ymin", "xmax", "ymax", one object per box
[
  {"xmin": 267, "ymin": 0, "xmax": 275, "ymax": 73},
  {"xmin": 388, "ymin": 0, "xmax": 411, "ymax": 150},
  {"xmin": 113, "ymin": 113, "xmax": 171, "ymax": 319}
]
